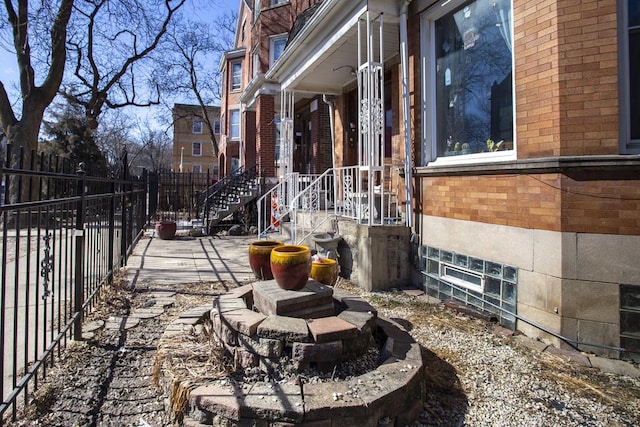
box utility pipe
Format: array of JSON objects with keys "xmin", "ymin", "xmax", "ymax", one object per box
[{"xmin": 400, "ymin": 0, "xmax": 414, "ymax": 228}]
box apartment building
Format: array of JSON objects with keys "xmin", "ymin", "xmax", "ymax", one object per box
[{"xmin": 171, "ymin": 104, "xmax": 221, "ymax": 176}]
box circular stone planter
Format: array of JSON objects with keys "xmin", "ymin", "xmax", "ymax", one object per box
[
  {"xmin": 248, "ymin": 240, "xmax": 284, "ymax": 280},
  {"xmin": 310, "ymin": 257, "xmax": 339, "ymax": 286},
  {"xmin": 155, "ymin": 220, "xmax": 177, "ymax": 240},
  {"xmin": 153, "ymin": 284, "xmax": 426, "ymax": 427},
  {"xmin": 270, "ymin": 245, "xmax": 311, "ymax": 290}
]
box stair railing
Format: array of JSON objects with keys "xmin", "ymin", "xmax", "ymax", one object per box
[
  {"xmin": 289, "ymin": 168, "xmax": 336, "ymax": 244},
  {"xmin": 201, "ymin": 164, "xmax": 257, "ymax": 226}
]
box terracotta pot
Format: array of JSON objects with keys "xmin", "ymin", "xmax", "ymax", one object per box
[
  {"xmin": 270, "ymin": 245, "xmax": 311, "ymax": 291},
  {"xmin": 248, "ymin": 240, "xmax": 284, "ymax": 280},
  {"xmin": 155, "ymin": 221, "xmax": 177, "ymax": 240},
  {"xmin": 310, "ymin": 257, "xmax": 339, "ymax": 286}
]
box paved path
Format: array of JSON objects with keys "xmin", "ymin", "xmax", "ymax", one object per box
[{"xmin": 124, "ymin": 232, "xmax": 257, "ymax": 288}]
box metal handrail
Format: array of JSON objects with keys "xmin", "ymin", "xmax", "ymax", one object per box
[{"xmin": 288, "ymin": 168, "xmax": 336, "ymax": 244}]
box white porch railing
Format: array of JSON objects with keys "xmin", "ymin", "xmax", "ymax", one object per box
[
  {"xmin": 334, "ymin": 164, "xmax": 402, "ymax": 226},
  {"xmin": 257, "ymin": 172, "xmax": 321, "ymax": 237},
  {"xmin": 258, "ymin": 165, "xmax": 403, "ymax": 243}
]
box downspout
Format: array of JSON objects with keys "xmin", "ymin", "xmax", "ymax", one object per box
[{"xmin": 400, "ymin": 0, "xmax": 413, "ymax": 228}]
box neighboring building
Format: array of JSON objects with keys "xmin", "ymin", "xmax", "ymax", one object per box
[
  {"xmin": 172, "ymin": 104, "xmax": 221, "ymax": 177},
  {"xmin": 223, "ymin": 0, "xmax": 640, "ymax": 361},
  {"xmin": 219, "ymin": 0, "xmax": 328, "ymax": 181}
]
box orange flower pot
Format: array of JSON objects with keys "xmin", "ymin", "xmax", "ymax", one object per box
[
  {"xmin": 270, "ymin": 245, "xmax": 311, "ymax": 291},
  {"xmin": 310, "ymin": 257, "xmax": 339, "ymax": 286},
  {"xmin": 248, "ymin": 240, "xmax": 284, "ymax": 280}
]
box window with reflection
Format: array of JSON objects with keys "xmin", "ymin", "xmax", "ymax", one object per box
[{"xmin": 423, "ymin": 0, "xmax": 513, "ymax": 161}]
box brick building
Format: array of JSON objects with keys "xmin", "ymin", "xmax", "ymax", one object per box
[
  {"xmin": 172, "ymin": 104, "xmax": 220, "ymax": 176},
  {"xmin": 223, "ymin": 0, "xmax": 640, "ymax": 360},
  {"xmin": 219, "ymin": 0, "xmax": 329, "ymax": 181}
]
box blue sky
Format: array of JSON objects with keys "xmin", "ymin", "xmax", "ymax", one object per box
[{"xmin": 0, "ymin": 0, "xmax": 239, "ymax": 129}]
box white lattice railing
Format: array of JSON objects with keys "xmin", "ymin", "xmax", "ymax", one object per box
[
  {"xmin": 334, "ymin": 164, "xmax": 402, "ymax": 226},
  {"xmin": 258, "ymin": 165, "xmax": 403, "ymax": 242},
  {"xmin": 289, "ymin": 169, "xmax": 336, "ymax": 244},
  {"xmin": 257, "ymin": 173, "xmax": 322, "ymax": 238}
]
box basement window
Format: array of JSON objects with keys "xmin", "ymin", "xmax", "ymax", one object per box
[
  {"xmin": 421, "ymin": 246, "xmax": 517, "ymax": 329},
  {"xmin": 441, "ymin": 263, "xmax": 484, "ymax": 293}
]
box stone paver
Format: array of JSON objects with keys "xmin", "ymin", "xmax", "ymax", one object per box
[
  {"xmin": 257, "ymin": 315, "xmax": 310, "ymax": 342},
  {"xmin": 589, "ymin": 356, "xmax": 640, "ymax": 378},
  {"xmin": 253, "ymin": 279, "xmax": 334, "ymax": 318},
  {"xmin": 219, "ymin": 308, "xmax": 266, "ymax": 336},
  {"xmin": 306, "ymin": 316, "xmax": 358, "ymax": 343},
  {"xmin": 104, "ymin": 315, "xmax": 140, "ymax": 331},
  {"xmin": 241, "ymin": 382, "xmax": 304, "ymax": 423}
]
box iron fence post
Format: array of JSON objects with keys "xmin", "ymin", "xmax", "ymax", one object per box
[
  {"xmin": 108, "ymin": 177, "xmax": 115, "ymax": 284},
  {"xmin": 73, "ymin": 163, "xmax": 86, "ymax": 341},
  {"xmin": 142, "ymin": 169, "xmax": 149, "ymax": 226}
]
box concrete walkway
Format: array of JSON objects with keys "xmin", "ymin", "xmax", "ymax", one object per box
[{"xmin": 124, "ymin": 232, "xmax": 257, "ymax": 288}]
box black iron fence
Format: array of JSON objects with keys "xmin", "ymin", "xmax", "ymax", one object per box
[
  {"xmin": 151, "ymin": 171, "xmax": 215, "ymax": 221},
  {"xmin": 0, "ymin": 145, "xmax": 147, "ymax": 422}
]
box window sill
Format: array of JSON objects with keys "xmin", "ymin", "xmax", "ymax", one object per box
[{"xmin": 414, "ymin": 155, "xmax": 640, "ymax": 178}]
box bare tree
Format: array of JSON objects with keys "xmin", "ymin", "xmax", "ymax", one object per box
[
  {"xmin": 133, "ymin": 125, "xmax": 171, "ymax": 173},
  {"xmin": 158, "ymin": 11, "xmax": 236, "ymax": 157},
  {"xmin": 61, "ymin": 0, "xmax": 186, "ymax": 131},
  {"xmin": 0, "ymin": 0, "xmax": 74, "ymax": 201}
]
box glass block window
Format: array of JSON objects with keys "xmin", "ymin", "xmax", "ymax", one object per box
[
  {"xmin": 419, "ymin": 245, "xmax": 517, "ymax": 329},
  {"xmin": 621, "ymin": 284, "xmax": 640, "ymax": 362}
]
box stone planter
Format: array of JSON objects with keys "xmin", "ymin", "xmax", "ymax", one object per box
[
  {"xmin": 248, "ymin": 240, "xmax": 284, "ymax": 280},
  {"xmin": 155, "ymin": 220, "xmax": 177, "ymax": 240},
  {"xmin": 310, "ymin": 257, "xmax": 339, "ymax": 286},
  {"xmin": 270, "ymin": 245, "xmax": 311, "ymax": 291}
]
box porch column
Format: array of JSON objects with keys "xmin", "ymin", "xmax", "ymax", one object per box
[
  {"xmin": 244, "ymin": 110, "xmax": 257, "ymax": 169},
  {"xmin": 256, "ymin": 94, "xmax": 276, "ymax": 178}
]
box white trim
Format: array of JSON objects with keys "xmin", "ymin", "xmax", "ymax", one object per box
[
  {"xmin": 269, "ymin": 33, "xmax": 288, "ymax": 68},
  {"xmin": 420, "ymin": 0, "xmax": 516, "ymax": 167},
  {"xmin": 275, "ymin": 2, "xmax": 368, "ymax": 89}
]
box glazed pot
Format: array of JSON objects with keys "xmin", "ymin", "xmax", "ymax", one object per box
[
  {"xmin": 270, "ymin": 245, "xmax": 311, "ymax": 291},
  {"xmin": 155, "ymin": 221, "xmax": 177, "ymax": 240},
  {"xmin": 248, "ymin": 240, "xmax": 284, "ymax": 280},
  {"xmin": 310, "ymin": 257, "xmax": 339, "ymax": 286}
]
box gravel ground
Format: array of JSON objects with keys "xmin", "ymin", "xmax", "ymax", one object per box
[{"xmin": 7, "ymin": 280, "xmax": 640, "ymax": 427}]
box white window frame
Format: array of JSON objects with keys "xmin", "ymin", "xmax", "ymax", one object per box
[
  {"xmin": 620, "ymin": 0, "xmax": 640, "ymax": 153},
  {"xmin": 229, "ymin": 109, "xmax": 241, "ymax": 140},
  {"xmin": 231, "ymin": 61, "xmax": 242, "ymax": 91},
  {"xmin": 192, "ymin": 119, "xmax": 203, "ymax": 134},
  {"xmin": 214, "ymin": 119, "xmax": 221, "ymax": 135},
  {"xmin": 192, "ymin": 141, "xmax": 202, "ymax": 156},
  {"xmin": 253, "ymin": 47, "xmax": 260, "ymax": 78},
  {"xmin": 420, "ymin": 0, "xmax": 516, "ymax": 167},
  {"xmin": 269, "ymin": 34, "xmax": 287, "ymax": 67},
  {"xmin": 192, "ymin": 164, "xmax": 202, "ymax": 173},
  {"xmin": 270, "ymin": 0, "xmax": 288, "ymax": 6}
]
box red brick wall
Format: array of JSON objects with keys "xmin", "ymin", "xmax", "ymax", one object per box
[
  {"xmin": 514, "ymin": 0, "xmax": 619, "ymax": 158},
  {"xmin": 256, "ymin": 94, "xmax": 276, "ymax": 177},
  {"xmin": 244, "ymin": 110, "xmax": 257, "ymax": 169},
  {"xmin": 561, "ymin": 177, "xmax": 640, "ymax": 234},
  {"xmin": 419, "ymin": 170, "xmax": 640, "ymax": 236}
]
